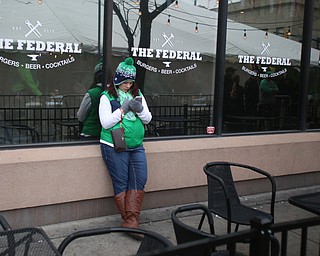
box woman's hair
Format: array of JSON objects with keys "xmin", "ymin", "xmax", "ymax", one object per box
[
  {"xmin": 106, "ymin": 79, "xmax": 140, "ymax": 98},
  {"xmin": 230, "ymin": 75, "xmax": 240, "ymax": 99},
  {"xmin": 88, "ymin": 71, "xmax": 102, "ymax": 89}
]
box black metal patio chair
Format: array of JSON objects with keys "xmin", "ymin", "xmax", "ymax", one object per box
[
  {"xmin": 203, "ymin": 161, "xmax": 276, "ymax": 234},
  {"xmin": 2, "ymin": 124, "xmax": 40, "ymax": 144},
  {"xmin": 171, "ymin": 204, "xmax": 246, "ymax": 256},
  {"xmin": 0, "ymin": 215, "xmax": 11, "ymax": 231},
  {"xmin": 0, "ymin": 214, "xmax": 172, "ymax": 255},
  {"xmin": 57, "ymin": 226, "xmax": 173, "ymax": 255}
]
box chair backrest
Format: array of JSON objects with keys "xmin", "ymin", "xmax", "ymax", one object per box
[
  {"xmin": 203, "ymin": 162, "xmax": 241, "ymax": 213},
  {"xmin": 57, "ymin": 227, "xmax": 173, "ymax": 255},
  {"xmin": 171, "ymin": 204, "xmax": 215, "ymax": 256},
  {"xmin": 2, "ymin": 124, "xmax": 40, "ymax": 144},
  {"xmin": 137, "ymin": 231, "xmax": 172, "ymax": 254},
  {"xmin": 0, "ymin": 227, "xmax": 61, "ymax": 255},
  {"xmin": 203, "ymin": 161, "xmax": 276, "ymax": 225}
]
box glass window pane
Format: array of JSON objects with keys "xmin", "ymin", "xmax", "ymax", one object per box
[
  {"xmin": 0, "ymin": 0, "xmax": 218, "ymax": 145},
  {"xmin": 222, "ymin": 0, "xmax": 310, "ymax": 133},
  {"xmin": 1, "ymin": 1, "xmax": 318, "ymax": 146},
  {"xmin": 0, "ymin": 1, "xmax": 100, "ymax": 144},
  {"xmin": 113, "ymin": 1, "xmax": 216, "ymax": 137},
  {"xmin": 307, "ymin": 2, "xmax": 320, "ymax": 129}
]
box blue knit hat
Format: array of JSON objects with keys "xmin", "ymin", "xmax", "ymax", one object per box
[{"xmin": 113, "ymin": 57, "xmax": 136, "ymax": 86}]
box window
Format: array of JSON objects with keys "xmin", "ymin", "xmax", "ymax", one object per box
[
  {"xmin": 0, "ymin": 1, "xmax": 318, "ymax": 147},
  {"xmin": 308, "ymin": 2, "xmax": 320, "ymax": 129},
  {"xmin": 223, "ymin": 0, "xmax": 320, "ymax": 133},
  {"xmin": 0, "ymin": 1, "xmax": 100, "ymax": 144}
]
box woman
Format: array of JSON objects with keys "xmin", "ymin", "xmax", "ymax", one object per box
[
  {"xmin": 77, "ymin": 60, "xmax": 103, "ymax": 139},
  {"xmin": 99, "ymin": 57, "xmax": 152, "ymax": 229}
]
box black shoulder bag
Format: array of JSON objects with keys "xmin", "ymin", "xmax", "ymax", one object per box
[{"xmin": 110, "ymin": 116, "xmax": 127, "ymax": 152}]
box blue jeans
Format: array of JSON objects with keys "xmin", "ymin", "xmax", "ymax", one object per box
[{"xmin": 100, "ymin": 144, "xmax": 148, "ymax": 195}]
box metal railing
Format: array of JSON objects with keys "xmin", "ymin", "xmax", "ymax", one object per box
[
  {"xmin": 0, "ymin": 94, "xmax": 81, "ymax": 144},
  {"xmin": 0, "ymin": 94, "xmax": 214, "ymax": 144},
  {"xmin": 0, "ymin": 93, "xmax": 318, "ymax": 144},
  {"xmin": 148, "ymin": 104, "xmax": 213, "ymax": 136},
  {"xmin": 144, "ymin": 93, "xmax": 214, "ymax": 136}
]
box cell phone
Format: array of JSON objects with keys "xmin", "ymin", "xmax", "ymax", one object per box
[{"xmin": 135, "ymin": 96, "xmax": 142, "ymax": 102}]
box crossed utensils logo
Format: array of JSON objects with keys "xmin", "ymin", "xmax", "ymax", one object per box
[
  {"xmin": 161, "ymin": 32, "xmax": 175, "ymax": 67},
  {"xmin": 24, "ymin": 20, "xmax": 43, "ymax": 61},
  {"xmin": 162, "ymin": 32, "xmax": 174, "ymax": 48},
  {"xmin": 25, "ymin": 20, "xmax": 42, "ymax": 38},
  {"xmin": 261, "ymin": 42, "xmax": 270, "ymax": 55},
  {"xmin": 260, "ymin": 42, "xmax": 271, "ymax": 72}
]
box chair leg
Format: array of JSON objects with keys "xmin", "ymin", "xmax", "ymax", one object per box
[
  {"xmin": 198, "ymin": 212, "xmax": 206, "ymax": 230},
  {"xmin": 235, "ymin": 224, "xmax": 239, "ymax": 232},
  {"xmin": 227, "ymin": 220, "xmax": 232, "ymax": 234}
]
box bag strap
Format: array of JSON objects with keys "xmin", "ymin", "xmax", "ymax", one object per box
[{"xmin": 119, "ymin": 114, "xmax": 123, "ymax": 127}]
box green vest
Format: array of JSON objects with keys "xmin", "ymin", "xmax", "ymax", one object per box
[
  {"xmin": 82, "ymin": 85, "xmax": 103, "ymax": 137},
  {"xmin": 100, "ymin": 91, "xmax": 145, "ymax": 148}
]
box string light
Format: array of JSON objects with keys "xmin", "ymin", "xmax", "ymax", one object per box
[
  {"xmin": 159, "ymin": 10, "xmax": 287, "ymax": 41},
  {"xmin": 175, "ymin": 1, "xmax": 179, "ymax": 8},
  {"xmin": 195, "ymin": 23, "xmax": 199, "ymax": 33},
  {"xmin": 38, "ymin": 0, "xmax": 42, "ymax": 4},
  {"xmin": 287, "ymin": 26, "xmax": 291, "ymax": 36},
  {"xmin": 284, "ymin": 26, "xmax": 291, "ymax": 38},
  {"xmin": 135, "ymin": 1, "xmax": 140, "ymax": 4},
  {"xmin": 161, "ymin": 13, "xmax": 272, "ymax": 40},
  {"xmin": 243, "ymin": 29, "xmax": 247, "ymax": 39},
  {"xmin": 138, "ymin": 9, "xmax": 142, "ymax": 15}
]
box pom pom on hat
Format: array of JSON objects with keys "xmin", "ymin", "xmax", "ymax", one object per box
[{"xmin": 113, "ymin": 57, "xmax": 136, "ymax": 86}]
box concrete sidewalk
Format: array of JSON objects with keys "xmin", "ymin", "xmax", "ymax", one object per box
[{"xmin": 42, "ymin": 185, "xmax": 320, "ymax": 255}]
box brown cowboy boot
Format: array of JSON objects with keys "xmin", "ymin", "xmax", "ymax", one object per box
[
  {"xmin": 122, "ymin": 190, "xmax": 145, "ymax": 229},
  {"xmin": 114, "ymin": 191, "xmax": 126, "ymax": 226}
]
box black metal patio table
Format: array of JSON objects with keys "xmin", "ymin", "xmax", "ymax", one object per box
[
  {"xmin": 0, "ymin": 227, "xmax": 61, "ymax": 255},
  {"xmin": 288, "ymin": 191, "xmax": 320, "ymax": 215},
  {"xmin": 153, "ymin": 116, "xmax": 199, "ymax": 135},
  {"xmin": 53, "ymin": 119, "xmax": 79, "ymax": 141}
]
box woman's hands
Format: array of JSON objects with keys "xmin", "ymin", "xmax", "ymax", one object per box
[
  {"xmin": 129, "ymin": 98, "xmax": 143, "ymax": 113},
  {"xmin": 120, "ymin": 99, "xmax": 130, "ymax": 114},
  {"xmin": 120, "ymin": 98, "xmax": 143, "ymax": 114}
]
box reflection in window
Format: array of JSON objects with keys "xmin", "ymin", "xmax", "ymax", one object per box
[
  {"xmin": 308, "ymin": 2, "xmax": 320, "ymax": 129},
  {"xmin": 0, "ymin": 0, "xmax": 100, "ymax": 144},
  {"xmin": 0, "ymin": 0, "xmax": 217, "ymax": 145},
  {"xmin": 0, "ymin": 1, "xmax": 319, "ymax": 146},
  {"xmin": 223, "ymin": 0, "xmax": 319, "ymax": 133}
]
